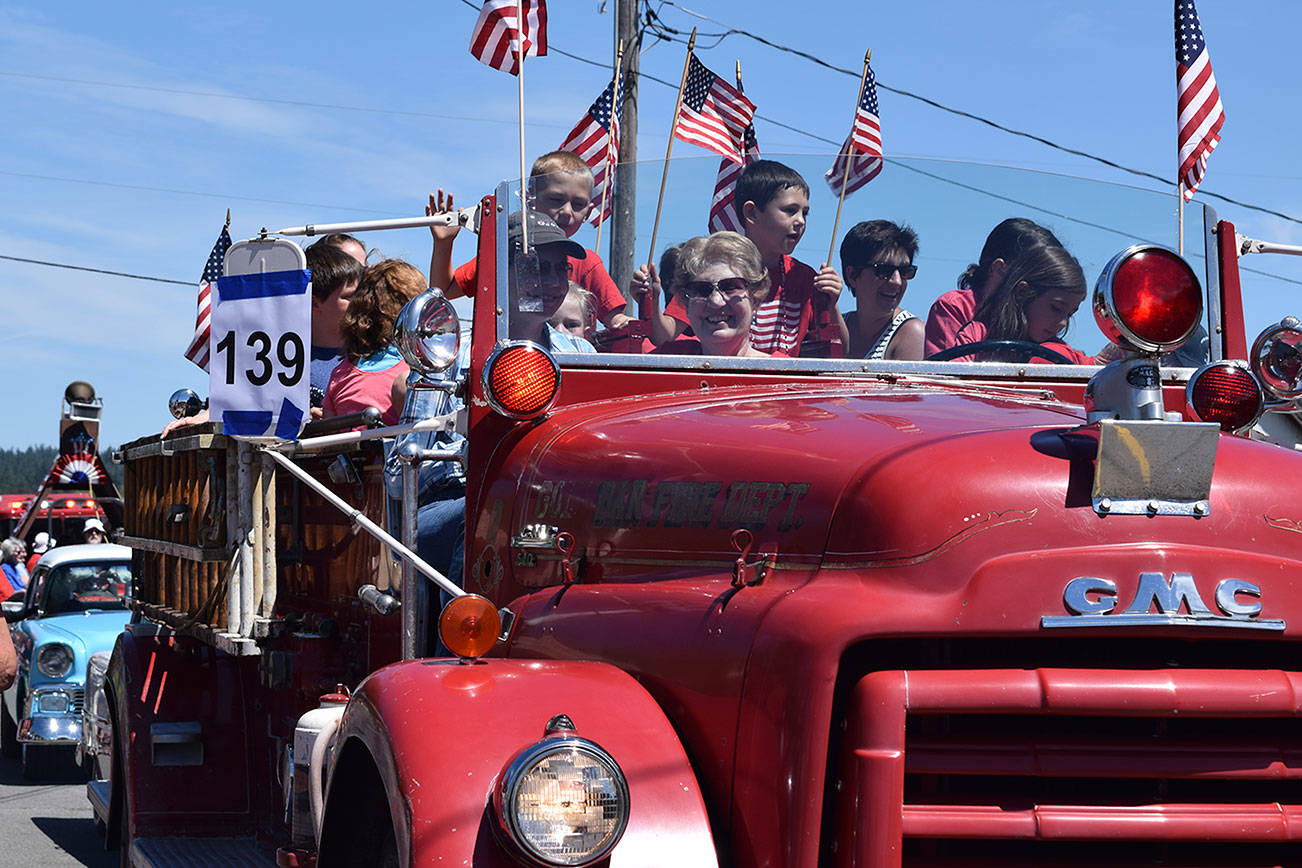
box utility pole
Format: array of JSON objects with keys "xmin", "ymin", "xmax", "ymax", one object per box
[{"xmin": 611, "ymin": 0, "xmax": 639, "ymax": 292}]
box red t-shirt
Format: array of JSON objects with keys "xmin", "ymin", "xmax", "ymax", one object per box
[
  {"xmin": 454, "ymin": 248, "xmax": 627, "ymax": 321},
  {"xmin": 322, "ymin": 357, "xmax": 410, "ymax": 426},
  {"xmin": 666, "ymin": 255, "xmax": 816, "ymax": 356},
  {"xmin": 924, "ymin": 286, "xmax": 979, "ymax": 357}
]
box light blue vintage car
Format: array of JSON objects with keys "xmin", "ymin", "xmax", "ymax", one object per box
[{"xmin": 1, "ymin": 543, "xmax": 131, "ymax": 779}]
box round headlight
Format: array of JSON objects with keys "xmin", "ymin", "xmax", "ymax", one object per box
[
  {"xmin": 394, "ymin": 288, "xmax": 460, "ymax": 376},
  {"xmin": 1250, "ymin": 316, "xmax": 1302, "ymax": 400},
  {"xmin": 37, "ymin": 643, "xmax": 74, "ymax": 679},
  {"xmin": 496, "ymin": 736, "xmax": 629, "ymax": 866}
]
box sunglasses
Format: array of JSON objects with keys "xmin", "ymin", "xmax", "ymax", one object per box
[
  {"xmin": 681, "ymin": 277, "xmax": 752, "ymax": 302},
  {"xmin": 515, "ymin": 255, "xmax": 573, "ymax": 283},
  {"xmin": 863, "ymin": 262, "xmax": 918, "ymax": 280}
]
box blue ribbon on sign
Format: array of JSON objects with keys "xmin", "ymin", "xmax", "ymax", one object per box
[{"xmin": 217, "ymin": 269, "xmax": 310, "ymax": 301}]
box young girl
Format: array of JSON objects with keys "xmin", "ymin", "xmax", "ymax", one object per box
[
  {"xmin": 953, "ymin": 244, "xmax": 1091, "ymax": 363},
  {"xmin": 548, "ymin": 282, "xmax": 596, "ymax": 341},
  {"xmin": 323, "ymin": 259, "xmax": 427, "ymax": 425}
]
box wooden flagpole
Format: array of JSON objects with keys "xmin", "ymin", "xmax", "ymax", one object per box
[
  {"xmin": 595, "ymin": 39, "xmax": 624, "ymax": 260},
  {"xmin": 516, "ymin": 0, "xmax": 529, "ymax": 250},
  {"xmin": 646, "ymin": 28, "xmax": 696, "ymax": 270},
  {"xmin": 828, "ymin": 49, "xmax": 872, "ymax": 266}
]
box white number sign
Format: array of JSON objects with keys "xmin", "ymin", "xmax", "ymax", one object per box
[{"xmin": 209, "ymin": 238, "xmax": 311, "ymax": 440}]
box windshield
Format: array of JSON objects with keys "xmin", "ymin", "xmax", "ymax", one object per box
[
  {"xmin": 493, "ymin": 155, "xmax": 1216, "ymax": 372},
  {"xmin": 38, "ymin": 561, "xmax": 131, "ymax": 615}
]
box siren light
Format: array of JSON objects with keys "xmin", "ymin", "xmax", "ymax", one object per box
[
  {"xmin": 438, "ymin": 594, "xmax": 502, "ymax": 660},
  {"xmin": 1250, "ymin": 316, "xmax": 1302, "ymax": 400},
  {"xmin": 1094, "ymin": 245, "xmax": 1203, "ymax": 353},
  {"xmin": 482, "ymin": 342, "xmax": 561, "ymax": 421},
  {"xmin": 1186, "ymin": 361, "xmax": 1264, "ymax": 433}
]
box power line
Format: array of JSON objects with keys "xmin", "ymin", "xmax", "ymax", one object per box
[{"xmin": 0, "ymin": 254, "xmax": 189, "ymax": 286}]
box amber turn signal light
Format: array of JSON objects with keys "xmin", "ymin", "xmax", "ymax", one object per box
[
  {"xmin": 482, "ymin": 342, "xmax": 561, "ymax": 420},
  {"xmin": 439, "ymin": 594, "xmax": 502, "ymax": 659}
]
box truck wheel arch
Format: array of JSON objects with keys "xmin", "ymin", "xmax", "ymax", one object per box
[{"xmin": 322, "ymin": 658, "xmax": 719, "ymax": 868}]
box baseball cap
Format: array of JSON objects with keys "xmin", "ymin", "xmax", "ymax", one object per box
[
  {"xmin": 84, "ymin": 518, "xmax": 106, "ymax": 534},
  {"xmin": 508, "ymin": 210, "xmax": 585, "ymax": 260},
  {"xmin": 33, "ymin": 532, "xmax": 52, "ymax": 553}
]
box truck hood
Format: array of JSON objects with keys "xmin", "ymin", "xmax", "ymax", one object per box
[{"xmin": 502, "ymin": 382, "xmax": 1302, "ymax": 589}]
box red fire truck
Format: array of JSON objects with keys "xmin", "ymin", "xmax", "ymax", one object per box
[{"xmin": 100, "ymin": 158, "xmax": 1302, "ymax": 867}]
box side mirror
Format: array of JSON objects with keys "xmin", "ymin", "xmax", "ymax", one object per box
[
  {"xmin": 2, "ymin": 598, "xmax": 25, "ymax": 621},
  {"xmin": 394, "ymin": 289, "xmax": 461, "ymax": 379},
  {"xmin": 168, "ymin": 389, "xmax": 208, "ymax": 420}
]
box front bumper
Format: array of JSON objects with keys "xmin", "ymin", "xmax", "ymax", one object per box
[{"xmin": 19, "ymin": 685, "xmax": 85, "ymax": 745}]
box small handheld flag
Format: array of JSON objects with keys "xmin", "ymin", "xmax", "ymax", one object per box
[
  {"xmin": 469, "ymin": 0, "xmax": 548, "ymax": 76},
  {"xmin": 182, "ymin": 219, "xmax": 233, "ymax": 372},
  {"xmin": 1176, "ymin": 0, "xmax": 1225, "ymax": 201},
  {"xmin": 558, "ymin": 68, "xmax": 625, "ymax": 227}
]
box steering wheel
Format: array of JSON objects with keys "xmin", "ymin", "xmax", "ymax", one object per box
[{"xmin": 927, "ymin": 339, "xmax": 1076, "ymax": 365}]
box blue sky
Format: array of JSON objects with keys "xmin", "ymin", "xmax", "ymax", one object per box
[{"xmin": 3, "ymin": 1, "xmax": 1301, "ymax": 450}]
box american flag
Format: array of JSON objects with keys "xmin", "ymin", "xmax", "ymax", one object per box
[
  {"xmin": 708, "ymin": 75, "xmax": 760, "ymax": 234},
  {"xmin": 824, "ymin": 59, "xmax": 883, "ymax": 196},
  {"xmin": 1176, "ymin": 0, "xmax": 1225, "ymax": 201},
  {"xmin": 674, "ymin": 55, "xmax": 756, "ymax": 164},
  {"xmin": 468, "ymin": 0, "xmax": 547, "ymax": 76},
  {"xmin": 182, "ymin": 225, "xmax": 232, "ymax": 372},
  {"xmin": 558, "ymin": 69, "xmax": 624, "ymax": 227}
]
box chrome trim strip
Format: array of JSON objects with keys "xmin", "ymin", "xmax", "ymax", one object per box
[{"xmin": 1042, "ymin": 613, "xmax": 1285, "ymax": 630}]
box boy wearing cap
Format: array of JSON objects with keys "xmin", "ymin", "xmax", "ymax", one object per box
[
  {"xmin": 506, "ymin": 211, "xmax": 597, "ymax": 353},
  {"xmin": 426, "ymin": 151, "xmax": 632, "ymax": 331}
]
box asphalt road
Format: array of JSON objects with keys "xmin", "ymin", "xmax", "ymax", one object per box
[{"xmin": 0, "ymin": 754, "xmax": 114, "ymax": 868}]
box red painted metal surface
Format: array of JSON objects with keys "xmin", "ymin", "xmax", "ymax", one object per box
[
  {"xmin": 1218, "ymin": 219, "xmax": 1249, "ymax": 360},
  {"xmin": 335, "ymin": 658, "xmax": 718, "ymax": 867}
]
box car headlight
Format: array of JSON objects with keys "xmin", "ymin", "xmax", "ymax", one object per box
[
  {"xmin": 36, "ymin": 643, "xmax": 74, "ymax": 679},
  {"xmin": 495, "ymin": 736, "xmax": 629, "ymax": 866}
]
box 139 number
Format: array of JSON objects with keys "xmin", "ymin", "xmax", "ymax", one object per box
[{"xmin": 215, "ymin": 330, "xmax": 305, "ymax": 388}]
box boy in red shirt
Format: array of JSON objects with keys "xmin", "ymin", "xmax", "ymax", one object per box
[
  {"xmin": 427, "ymin": 151, "xmax": 631, "ymax": 330},
  {"xmin": 633, "ymin": 160, "xmax": 846, "ymax": 355}
]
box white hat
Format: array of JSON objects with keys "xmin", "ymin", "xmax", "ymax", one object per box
[
  {"xmin": 83, "ymin": 518, "xmax": 106, "ymax": 535},
  {"xmin": 32, "ymin": 532, "xmax": 52, "ymax": 553}
]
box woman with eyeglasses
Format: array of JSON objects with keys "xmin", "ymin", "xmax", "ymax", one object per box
[
  {"xmin": 655, "ymin": 233, "xmax": 776, "ymax": 358},
  {"xmin": 840, "ymin": 220, "xmax": 925, "ymax": 360}
]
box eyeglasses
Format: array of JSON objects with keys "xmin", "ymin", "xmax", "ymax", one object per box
[
  {"xmin": 515, "ymin": 255, "xmax": 572, "ymax": 284},
  {"xmin": 865, "ymin": 262, "xmax": 918, "ymax": 280},
  {"xmin": 681, "ymin": 277, "xmax": 752, "ymax": 303}
]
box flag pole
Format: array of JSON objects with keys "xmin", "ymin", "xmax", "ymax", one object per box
[
  {"xmin": 595, "ymin": 39, "xmax": 624, "ymax": 260},
  {"xmin": 1177, "ymin": 183, "xmax": 1185, "ymax": 256},
  {"xmin": 516, "ymin": 0, "xmax": 529, "ymax": 251},
  {"xmin": 828, "ymin": 49, "xmax": 871, "ymax": 266},
  {"xmin": 224, "ymin": 208, "xmax": 231, "ymax": 231},
  {"xmin": 646, "ymin": 28, "xmax": 696, "ymax": 270}
]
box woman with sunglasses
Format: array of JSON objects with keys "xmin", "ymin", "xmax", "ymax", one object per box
[
  {"xmin": 840, "ymin": 220, "xmax": 925, "ymax": 360},
  {"xmin": 656, "ymin": 233, "xmax": 775, "ymax": 358}
]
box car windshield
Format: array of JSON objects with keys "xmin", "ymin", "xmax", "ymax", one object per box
[
  {"xmin": 494, "ymin": 155, "xmax": 1220, "ymax": 372},
  {"xmin": 39, "ymin": 562, "xmax": 131, "ymax": 615}
]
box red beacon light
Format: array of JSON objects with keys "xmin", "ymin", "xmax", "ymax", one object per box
[
  {"xmin": 1186, "ymin": 361, "xmax": 1264, "ymax": 433},
  {"xmin": 1094, "ymin": 245, "xmax": 1203, "ymax": 354},
  {"xmin": 482, "ymin": 342, "xmax": 561, "ymax": 421}
]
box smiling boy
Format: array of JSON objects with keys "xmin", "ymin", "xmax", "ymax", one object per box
[
  {"xmin": 428, "ymin": 151, "xmax": 631, "ymax": 330},
  {"xmin": 636, "ymin": 160, "xmax": 846, "ymax": 355}
]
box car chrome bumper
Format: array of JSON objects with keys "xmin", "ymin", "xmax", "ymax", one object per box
[{"xmin": 19, "ymin": 685, "xmax": 85, "ymax": 745}]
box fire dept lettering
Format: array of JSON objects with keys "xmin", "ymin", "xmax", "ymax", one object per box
[{"xmin": 590, "ymin": 480, "xmax": 811, "ymax": 531}]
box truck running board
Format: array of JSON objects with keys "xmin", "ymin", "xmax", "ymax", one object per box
[{"xmin": 129, "ymin": 837, "xmax": 273, "ymax": 867}]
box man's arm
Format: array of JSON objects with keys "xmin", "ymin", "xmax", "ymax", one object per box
[{"xmin": 427, "ymin": 189, "xmax": 465, "ymax": 298}]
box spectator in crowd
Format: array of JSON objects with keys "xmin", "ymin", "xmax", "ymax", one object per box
[
  {"xmin": 323, "ymin": 259, "xmax": 428, "ymax": 425},
  {"xmin": 1, "ymin": 538, "xmax": 28, "ymax": 601},
  {"xmin": 83, "ymin": 518, "xmax": 106, "ymax": 544},
  {"xmin": 548, "ymin": 282, "xmax": 596, "ymax": 341},
  {"xmin": 26, "ymin": 532, "xmax": 53, "ymax": 573},
  {"xmin": 840, "ymin": 220, "xmax": 925, "ymax": 360}
]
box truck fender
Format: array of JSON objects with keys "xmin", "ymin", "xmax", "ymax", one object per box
[{"xmin": 318, "ymin": 658, "xmax": 719, "ymax": 868}]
